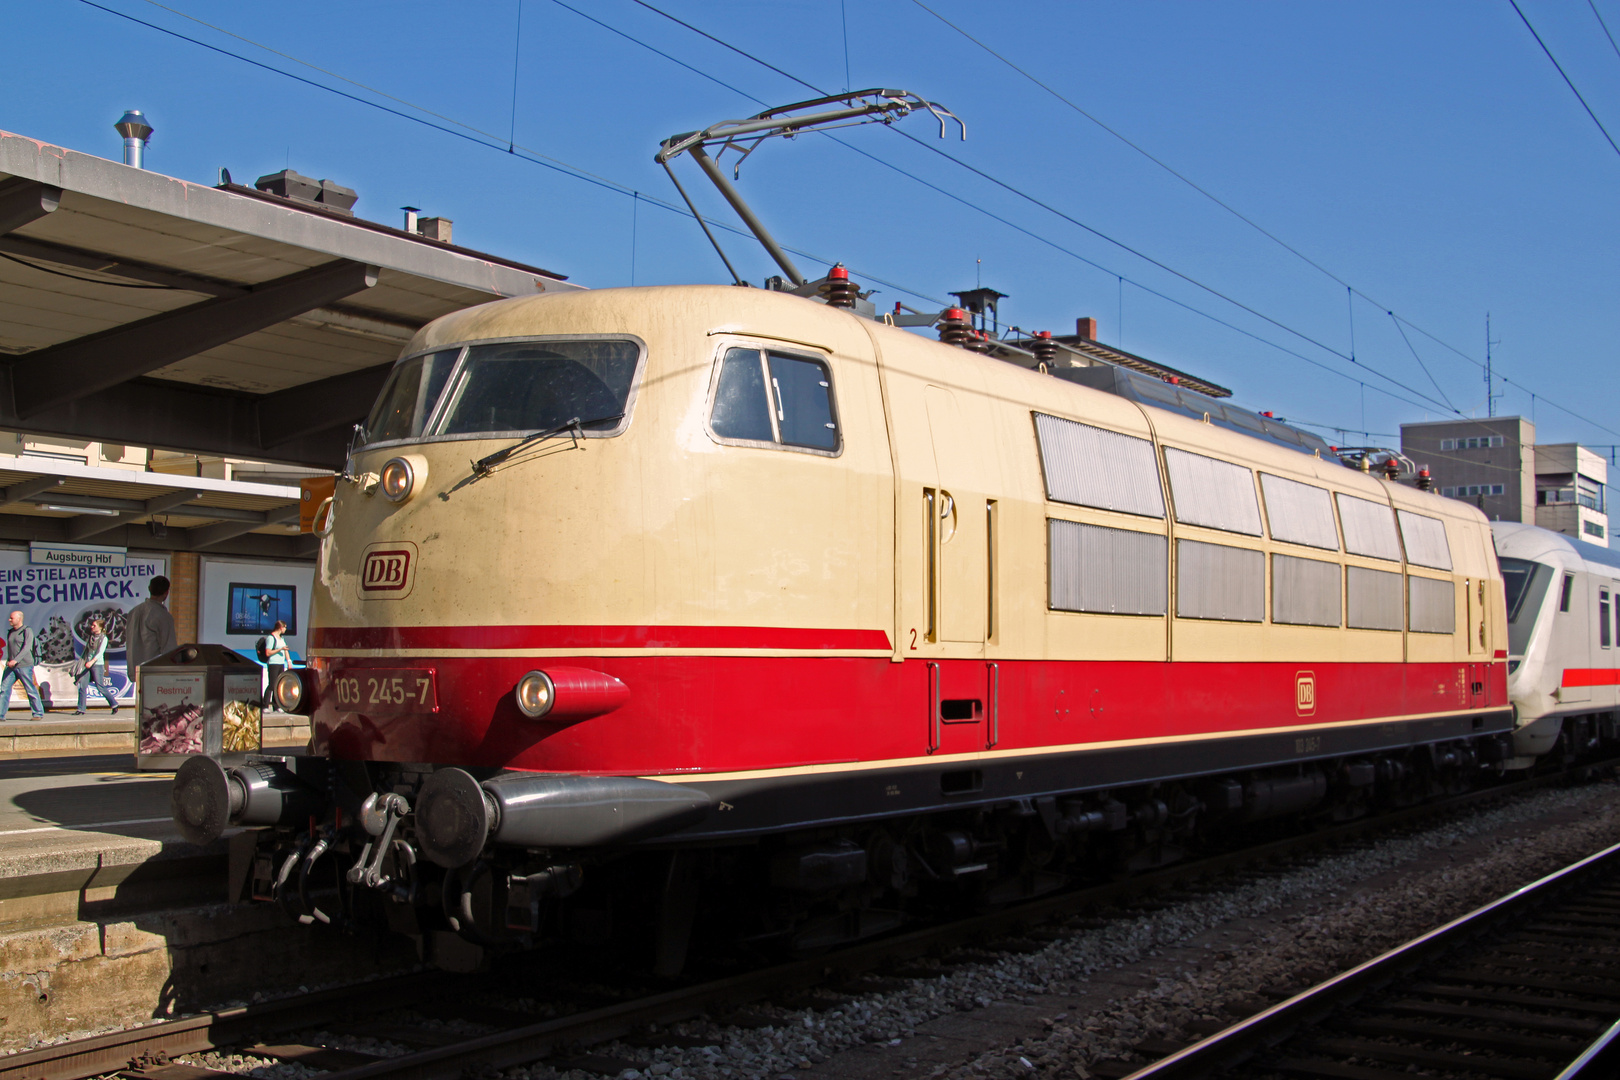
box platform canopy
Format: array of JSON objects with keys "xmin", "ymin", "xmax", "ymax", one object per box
[{"xmin": 0, "ymin": 129, "xmax": 578, "ymax": 470}]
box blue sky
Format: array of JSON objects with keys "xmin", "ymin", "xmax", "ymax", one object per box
[{"xmin": 6, "ymin": 0, "xmax": 1619, "ymax": 454}]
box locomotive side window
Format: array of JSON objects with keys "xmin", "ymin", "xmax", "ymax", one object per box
[
  {"xmin": 1602, "ymin": 588, "xmax": 1612, "ymax": 648},
  {"xmin": 1408, "ymin": 576, "xmax": 1456, "ymax": 634},
  {"xmin": 708, "ymin": 348, "xmax": 839, "ymax": 453},
  {"xmin": 363, "ymin": 348, "xmax": 459, "ymax": 445},
  {"xmin": 1397, "ymin": 510, "xmax": 1453, "ymax": 570},
  {"xmin": 1560, "ymin": 573, "xmax": 1575, "ymax": 613},
  {"xmin": 1336, "ymin": 494, "xmax": 1402, "ymax": 561},
  {"xmin": 710, "ymin": 349, "xmax": 774, "ymax": 442},
  {"xmin": 1033, "ymin": 414, "xmax": 1164, "ymax": 517},
  {"xmin": 1175, "ymin": 540, "xmax": 1264, "ymax": 622},
  {"xmin": 1260, "ymin": 474, "xmax": 1339, "ymax": 550},
  {"xmin": 1273, "ymin": 554, "xmax": 1342, "ymax": 627},
  {"xmin": 437, "ymin": 339, "xmax": 640, "ymax": 437},
  {"xmin": 1347, "ymin": 566, "xmax": 1403, "ymax": 630},
  {"xmin": 1164, "ymin": 449, "xmax": 1262, "ymax": 535},
  {"xmin": 1048, "ymin": 520, "xmax": 1167, "ymax": 615},
  {"xmin": 1500, "ymin": 557, "xmax": 1553, "ymax": 657}
]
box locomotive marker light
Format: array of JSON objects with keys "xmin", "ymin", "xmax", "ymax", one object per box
[
  {"xmin": 512, "ymin": 666, "xmax": 631, "ymax": 722},
  {"xmin": 515, "ymin": 670, "xmax": 555, "ymax": 718},
  {"xmin": 379, "ymin": 454, "xmax": 428, "ymax": 502}
]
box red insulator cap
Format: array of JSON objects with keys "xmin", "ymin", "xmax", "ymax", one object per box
[
  {"xmin": 828, "ymin": 264, "xmax": 849, "ymax": 280},
  {"xmin": 1036, "ymin": 330, "xmax": 1052, "ymax": 339},
  {"xmin": 945, "ymin": 308, "xmax": 966, "ymax": 321}
]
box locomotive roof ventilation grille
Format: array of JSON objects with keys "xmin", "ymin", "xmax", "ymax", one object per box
[{"xmin": 1053, "ymin": 365, "xmax": 1335, "ymax": 458}]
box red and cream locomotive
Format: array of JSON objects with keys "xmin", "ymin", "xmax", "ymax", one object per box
[{"xmin": 171, "ymin": 276, "xmax": 1533, "ymax": 968}]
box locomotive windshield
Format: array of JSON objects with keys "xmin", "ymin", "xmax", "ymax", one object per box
[
  {"xmin": 361, "ymin": 339, "xmax": 641, "ymax": 446},
  {"xmin": 1501, "ymin": 556, "xmax": 1553, "ymax": 656}
]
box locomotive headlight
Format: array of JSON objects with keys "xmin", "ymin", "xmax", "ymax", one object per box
[
  {"xmin": 515, "ymin": 670, "xmax": 556, "ymax": 718},
  {"xmin": 379, "ymin": 455, "xmax": 427, "ymax": 503},
  {"xmin": 273, "ymin": 669, "xmax": 306, "ymax": 713}
]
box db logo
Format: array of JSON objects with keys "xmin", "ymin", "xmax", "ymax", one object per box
[
  {"xmin": 360, "ymin": 541, "xmax": 417, "ymax": 599},
  {"xmin": 1295, "ymin": 671, "xmax": 1316, "ymax": 716}
]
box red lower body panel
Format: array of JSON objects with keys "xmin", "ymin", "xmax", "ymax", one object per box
[{"xmin": 309, "ymin": 651, "xmax": 1509, "ymax": 774}]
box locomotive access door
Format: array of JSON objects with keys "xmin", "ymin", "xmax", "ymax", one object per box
[{"xmin": 924, "ymin": 385, "xmax": 990, "ymax": 645}]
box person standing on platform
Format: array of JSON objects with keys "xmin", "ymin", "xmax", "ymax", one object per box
[
  {"xmin": 1, "ymin": 610, "xmax": 44, "ymax": 720},
  {"xmin": 126, "ymin": 576, "xmax": 178, "ymax": 698},
  {"xmin": 73, "ymin": 616, "xmax": 119, "ymax": 715},
  {"xmin": 260, "ymin": 619, "xmax": 290, "ymax": 709}
]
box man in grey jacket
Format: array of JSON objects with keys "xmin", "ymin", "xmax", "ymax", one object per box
[
  {"xmin": 1, "ymin": 610, "xmax": 44, "ymax": 720},
  {"xmin": 126, "ymin": 576, "xmax": 178, "ymax": 675}
]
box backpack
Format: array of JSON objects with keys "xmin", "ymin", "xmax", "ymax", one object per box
[{"xmin": 255, "ymin": 635, "xmax": 270, "ymax": 662}]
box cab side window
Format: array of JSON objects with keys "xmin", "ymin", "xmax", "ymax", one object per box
[
  {"xmin": 1560, "ymin": 573, "xmax": 1575, "ymax": 613},
  {"xmin": 709, "ymin": 347, "xmax": 840, "ymax": 453}
]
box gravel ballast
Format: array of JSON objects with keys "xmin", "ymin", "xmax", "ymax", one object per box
[{"xmin": 506, "ymin": 779, "xmax": 1620, "ymax": 1080}]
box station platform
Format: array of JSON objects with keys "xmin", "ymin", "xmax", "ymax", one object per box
[
  {"xmin": 0, "ymin": 750, "xmax": 413, "ymax": 1049},
  {"xmin": 0, "ymin": 710, "xmax": 311, "ymax": 758}
]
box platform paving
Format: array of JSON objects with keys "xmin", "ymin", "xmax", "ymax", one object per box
[
  {"xmin": 0, "ymin": 752, "xmax": 410, "ymax": 1050},
  {"xmin": 0, "ymin": 711, "xmax": 310, "ymax": 758}
]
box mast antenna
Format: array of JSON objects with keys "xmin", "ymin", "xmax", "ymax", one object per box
[
  {"xmin": 1485, "ymin": 313, "xmax": 1503, "ymax": 418},
  {"xmin": 656, "ymin": 89, "xmax": 964, "ymax": 286}
]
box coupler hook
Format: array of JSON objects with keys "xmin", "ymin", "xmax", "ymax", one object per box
[{"xmin": 348, "ymin": 792, "xmax": 410, "ymax": 889}]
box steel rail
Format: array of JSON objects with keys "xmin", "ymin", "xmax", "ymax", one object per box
[
  {"xmin": 4, "ymin": 762, "xmax": 1610, "ymax": 1080},
  {"xmin": 0, "ymin": 972, "xmax": 458, "ymax": 1080},
  {"xmin": 1120, "ymin": 838, "xmax": 1620, "ymax": 1079}
]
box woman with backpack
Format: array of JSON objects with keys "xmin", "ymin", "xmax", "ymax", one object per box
[
  {"xmin": 73, "ymin": 616, "xmax": 119, "ymax": 715},
  {"xmin": 260, "ymin": 620, "xmax": 290, "ymax": 709}
]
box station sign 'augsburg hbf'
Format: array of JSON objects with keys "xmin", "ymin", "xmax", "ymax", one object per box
[{"xmin": 28, "ymin": 541, "xmax": 126, "ymax": 568}]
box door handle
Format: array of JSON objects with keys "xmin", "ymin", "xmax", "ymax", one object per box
[
  {"xmin": 986, "ymin": 661, "xmax": 999, "ymax": 749},
  {"xmin": 927, "ymin": 661, "xmax": 940, "ymax": 754}
]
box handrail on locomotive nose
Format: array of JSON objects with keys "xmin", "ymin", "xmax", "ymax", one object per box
[{"xmin": 655, "ymin": 89, "xmax": 964, "ymax": 288}]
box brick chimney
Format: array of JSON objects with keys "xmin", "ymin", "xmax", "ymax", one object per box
[
  {"xmin": 1076, "ymin": 316, "xmax": 1098, "ymax": 340},
  {"xmin": 417, "ymin": 216, "xmax": 453, "ymax": 243}
]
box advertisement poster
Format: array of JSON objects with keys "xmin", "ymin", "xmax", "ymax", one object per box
[
  {"xmin": 137, "ymin": 670, "xmax": 208, "ymax": 757},
  {"xmin": 0, "ymin": 547, "xmax": 168, "ymax": 707},
  {"xmin": 222, "ymin": 672, "xmax": 262, "ymax": 754}
]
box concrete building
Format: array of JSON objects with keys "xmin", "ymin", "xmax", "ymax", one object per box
[
  {"xmin": 1399, "ymin": 417, "xmax": 1610, "ymax": 547},
  {"xmin": 1400, "ymin": 417, "xmax": 1535, "ymax": 524},
  {"xmin": 1533, "ymin": 443, "xmax": 1609, "ymax": 546}
]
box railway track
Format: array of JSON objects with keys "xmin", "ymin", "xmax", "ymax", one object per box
[
  {"xmin": 4, "ymin": 765, "xmax": 1614, "ymax": 1080},
  {"xmin": 1122, "ymin": 838, "xmax": 1620, "ymax": 1080}
]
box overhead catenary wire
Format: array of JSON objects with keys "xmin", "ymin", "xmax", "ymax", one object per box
[
  {"xmin": 1593, "ymin": 0, "xmax": 1620, "ymax": 64},
  {"xmin": 1511, "ymin": 0, "xmax": 1620, "ymax": 161},
  {"xmin": 900, "ymin": 0, "xmax": 1620, "ymax": 442},
  {"xmin": 92, "ymin": 0, "xmax": 1620, "ymax": 443},
  {"xmin": 83, "ymin": 0, "xmax": 953, "ymax": 307},
  {"xmin": 621, "ymin": 0, "xmax": 1465, "ymax": 418}
]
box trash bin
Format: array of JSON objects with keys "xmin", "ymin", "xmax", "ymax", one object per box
[{"xmin": 134, "ymin": 643, "xmax": 264, "ymax": 771}]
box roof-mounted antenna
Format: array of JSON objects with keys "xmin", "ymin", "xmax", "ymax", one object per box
[{"xmin": 656, "ymin": 89, "xmax": 964, "ymax": 287}]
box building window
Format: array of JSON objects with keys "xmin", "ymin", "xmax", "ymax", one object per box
[
  {"xmin": 1440, "ymin": 435, "xmax": 1505, "ymax": 451},
  {"xmin": 1440, "ymin": 484, "xmax": 1504, "ymax": 498},
  {"xmin": 1538, "ymin": 477, "xmax": 1606, "ymax": 512},
  {"xmin": 1585, "ymin": 519, "xmax": 1607, "ymax": 539}
]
